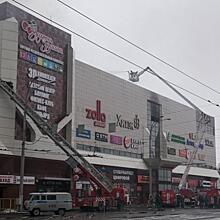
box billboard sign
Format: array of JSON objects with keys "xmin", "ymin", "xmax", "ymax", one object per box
[
  {"xmin": 95, "ymin": 132, "xmax": 108, "ymax": 142},
  {"xmin": 76, "ymin": 128, "xmax": 91, "ymax": 139}
]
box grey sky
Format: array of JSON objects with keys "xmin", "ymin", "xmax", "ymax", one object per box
[{"xmin": 3, "ymin": 0, "xmax": 220, "ymax": 164}]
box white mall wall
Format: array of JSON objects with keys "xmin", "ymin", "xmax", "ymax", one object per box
[{"xmin": 74, "ymin": 60, "xmax": 216, "ymax": 168}]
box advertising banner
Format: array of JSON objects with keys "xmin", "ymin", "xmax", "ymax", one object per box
[{"xmin": 0, "ymin": 175, "xmax": 35, "ymax": 185}]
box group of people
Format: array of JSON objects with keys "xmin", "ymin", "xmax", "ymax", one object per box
[
  {"xmin": 146, "ymin": 190, "xmax": 220, "ymax": 210},
  {"xmin": 197, "ymin": 194, "xmax": 218, "ymax": 209},
  {"xmin": 148, "ymin": 193, "xmax": 163, "ymax": 210}
]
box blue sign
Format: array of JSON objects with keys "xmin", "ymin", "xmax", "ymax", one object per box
[{"xmin": 76, "ymin": 128, "xmax": 91, "ymax": 139}]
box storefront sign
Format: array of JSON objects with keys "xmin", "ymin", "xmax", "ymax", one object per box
[
  {"xmin": 75, "ymin": 181, "xmax": 90, "ymax": 190},
  {"xmin": 205, "ymin": 139, "xmax": 214, "ymax": 147},
  {"xmin": 179, "ymin": 149, "xmax": 187, "ymax": 158},
  {"xmin": 15, "ymin": 176, "xmax": 35, "ymax": 185},
  {"xmin": 172, "ymin": 177, "xmax": 181, "ymax": 183},
  {"xmin": 113, "ymin": 175, "xmax": 130, "ymax": 181},
  {"xmin": 186, "ymin": 139, "xmax": 204, "ymax": 150},
  {"xmin": 171, "ymin": 134, "xmax": 185, "ymax": 144},
  {"xmin": 167, "ymin": 147, "xmax": 176, "ymax": 155},
  {"xmin": 95, "ymin": 132, "xmax": 108, "ymax": 142},
  {"xmin": 113, "ymin": 170, "xmax": 134, "ymax": 175},
  {"xmin": 186, "ymin": 150, "xmax": 196, "ymax": 160},
  {"xmin": 27, "ymin": 68, "xmax": 56, "ymax": 120},
  {"xmin": 167, "ymin": 132, "xmax": 204, "ymax": 149},
  {"xmin": 166, "ymin": 132, "xmax": 185, "ymax": 144},
  {"xmin": 189, "ymin": 133, "xmax": 197, "ymax": 140},
  {"xmin": 110, "ymin": 135, "xmax": 122, "ymax": 145},
  {"xmin": 21, "ymin": 20, "xmax": 63, "ymax": 55},
  {"xmin": 86, "ymin": 100, "xmax": 106, "ymax": 128},
  {"xmin": 137, "ymin": 175, "xmax": 149, "ymax": 183},
  {"xmin": 76, "ymin": 128, "xmax": 91, "ymax": 139},
  {"xmin": 19, "ymin": 49, "xmax": 63, "ymax": 73},
  {"xmin": 112, "ymin": 169, "xmax": 134, "ymax": 182},
  {"xmin": 0, "ymin": 175, "xmax": 35, "ymax": 185},
  {"xmin": 186, "ymin": 139, "xmax": 194, "ymax": 147},
  {"xmin": 123, "ymin": 136, "xmax": 141, "ymax": 149},
  {"xmin": 0, "ymin": 175, "xmax": 15, "ymax": 184},
  {"xmin": 116, "ymin": 114, "xmax": 140, "ymax": 130}
]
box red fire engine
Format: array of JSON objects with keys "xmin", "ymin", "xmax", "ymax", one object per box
[
  {"xmin": 0, "ymin": 79, "xmax": 128, "ymax": 211},
  {"xmin": 72, "ymin": 167, "xmax": 128, "ymax": 210}
]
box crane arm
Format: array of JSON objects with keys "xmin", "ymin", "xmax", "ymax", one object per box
[{"xmin": 129, "ymin": 67, "xmax": 211, "ymax": 190}]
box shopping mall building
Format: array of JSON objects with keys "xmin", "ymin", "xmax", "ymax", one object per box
[{"xmin": 0, "ymin": 2, "xmax": 219, "ymax": 204}]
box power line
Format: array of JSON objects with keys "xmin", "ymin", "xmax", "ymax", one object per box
[
  {"xmin": 11, "ymin": 0, "xmax": 220, "ymax": 109},
  {"xmin": 57, "ymin": 0, "xmax": 220, "ymax": 96},
  {"xmin": 167, "ymin": 80, "xmax": 220, "ymax": 108}
]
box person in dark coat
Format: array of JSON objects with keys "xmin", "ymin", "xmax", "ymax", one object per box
[{"xmin": 155, "ymin": 193, "xmax": 162, "ymax": 210}]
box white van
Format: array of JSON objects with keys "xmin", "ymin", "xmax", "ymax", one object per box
[{"xmin": 25, "ymin": 192, "xmax": 72, "ymax": 216}]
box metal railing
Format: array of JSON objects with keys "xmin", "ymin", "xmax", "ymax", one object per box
[{"xmin": 0, "ymin": 198, "xmax": 17, "ymax": 211}]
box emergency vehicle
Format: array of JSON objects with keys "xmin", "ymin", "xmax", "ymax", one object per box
[{"xmin": 0, "ymin": 80, "xmax": 128, "ymax": 211}]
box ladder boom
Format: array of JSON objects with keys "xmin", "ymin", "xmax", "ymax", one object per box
[
  {"xmin": 0, "ymin": 79, "xmax": 113, "ymax": 193},
  {"xmin": 129, "ymin": 67, "xmax": 211, "ymax": 190}
]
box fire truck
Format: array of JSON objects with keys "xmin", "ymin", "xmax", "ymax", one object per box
[
  {"xmin": 0, "ymin": 79, "xmax": 127, "ymax": 210},
  {"xmin": 129, "ymin": 67, "xmax": 213, "ymax": 208},
  {"xmin": 72, "ymin": 167, "xmax": 128, "ymax": 210}
]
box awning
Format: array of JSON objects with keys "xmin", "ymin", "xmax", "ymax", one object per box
[{"xmin": 172, "ymin": 165, "xmax": 220, "ymax": 179}]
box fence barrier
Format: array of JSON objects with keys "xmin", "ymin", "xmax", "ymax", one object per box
[{"xmin": 0, "ymin": 198, "xmax": 17, "ymax": 211}]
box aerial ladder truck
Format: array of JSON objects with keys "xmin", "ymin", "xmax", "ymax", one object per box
[
  {"xmin": 0, "ymin": 79, "xmax": 127, "ymax": 211},
  {"xmin": 129, "ymin": 67, "xmax": 211, "ymax": 194}
]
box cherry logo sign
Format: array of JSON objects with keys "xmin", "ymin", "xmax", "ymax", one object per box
[
  {"xmin": 85, "ymin": 100, "xmax": 106, "ymax": 128},
  {"xmin": 21, "ymin": 20, "xmax": 63, "ymax": 55}
]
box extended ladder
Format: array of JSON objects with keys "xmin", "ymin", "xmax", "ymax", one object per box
[{"xmin": 0, "ymin": 79, "xmax": 113, "ymax": 193}]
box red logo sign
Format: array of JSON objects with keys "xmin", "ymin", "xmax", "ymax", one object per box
[
  {"xmin": 86, "ymin": 100, "xmax": 106, "ymax": 128},
  {"xmin": 179, "ymin": 149, "xmax": 187, "ymax": 158},
  {"xmin": 123, "ymin": 136, "xmax": 141, "ymax": 149},
  {"xmin": 123, "ymin": 136, "xmax": 131, "ymax": 148}
]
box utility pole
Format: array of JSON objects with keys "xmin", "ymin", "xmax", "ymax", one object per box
[
  {"xmin": 18, "ymin": 104, "xmax": 27, "ymax": 212},
  {"xmin": 18, "ymin": 78, "xmax": 36, "ymax": 212}
]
